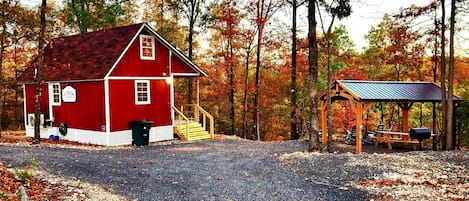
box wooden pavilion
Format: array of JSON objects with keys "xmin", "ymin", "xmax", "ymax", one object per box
[{"xmin": 319, "ymin": 80, "xmax": 461, "ymax": 153}]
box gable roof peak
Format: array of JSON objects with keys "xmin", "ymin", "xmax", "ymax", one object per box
[{"xmin": 18, "ymin": 23, "xmax": 206, "ymax": 83}]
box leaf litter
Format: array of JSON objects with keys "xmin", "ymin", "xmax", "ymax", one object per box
[{"xmin": 279, "ymin": 151, "xmax": 469, "ymax": 201}]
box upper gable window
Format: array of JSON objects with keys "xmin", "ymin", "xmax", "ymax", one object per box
[{"xmin": 140, "ymin": 35, "xmax": 155, "ymax": 60}]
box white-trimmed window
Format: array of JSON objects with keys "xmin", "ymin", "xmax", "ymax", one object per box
[
  {"xmin": 140, "ymin": 35, "xmax": 155, "ymax": 60},
  {"xmin": 50, "ymin": 83, "xmax": 61, "ymax": 106},
  {"xmin": 135, "ymin": 80, "xmax": 150, "ymax": 105}
]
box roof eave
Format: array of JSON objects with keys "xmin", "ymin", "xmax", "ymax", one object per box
[
  {"xmin": 104, "ymin": 24, "xmax": 145, "ymax": 79},
  {"xmin": 142, "ymin": 23, "xmax": 208, "ymax": 77}
]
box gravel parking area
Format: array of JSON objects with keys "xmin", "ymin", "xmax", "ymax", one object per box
[{"xmin": 0, "ymin": 139, "xmax": 369, "ymax": 201}]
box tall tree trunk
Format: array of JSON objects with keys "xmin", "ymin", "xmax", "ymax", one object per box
[
  {"xmin": 242, "ymin": 50, "xmax": 251, "ymax": 139},
  {"xmin": 228, "ymin": 39, "xmax": 235, "ymax": 135},
  {"xmin": 252, "ymin": 0, "xmax": 281, "ymax": 140},
  {"xmin": 317, "ymin": 0, "xmax": 351, "ymax": 150},
  {"xmin": 440, "ymin": 0, "xmax": 447, "ymax": 150},
  {"xmin": 0, "ymin": 20, "xmax": 5, "ymax": 136},
  {"xmin": 14, "ymin": 70, "xmax": 18, "ymax": 128},
  {"xmin": 215, "ymin": 73, "xmax": 222, "ymax": 133},
  {"xmin": 187, "ymin": 19, "xmax": 194, "ymax": 104},
  {"xmin": 308, "ymin": 0, "xmax": 320, "ymax": 151},
  {"xmin": 320, "ymin": 14, "xmax": 335, "ymax": 153},
  {"xmin": 419, "ymin": 104, "xmax": 423, "ymax": 127},
  {"xmin": 254, "ymin": 10, "xmax": 263, "ymax": 141},
  {"xmin": 326, "ymin": 33, "xmax": 333, "ymax": 152},
  {"xmin": 290, "ymin": 0, "xmax": 298, "ymax": 140},
  {"xmin": 446, "ymin": 0, "xmax": 455, "ymax": 150},
  {"xmin": 186, "ymin": 0, "xmax": 198, "ymax": 104},
  {"xmin": 33, "ymin": 0, "xmax": 47, "ymax": 144},
  {"xmin": 2, "ymin": 82, "xmax": 5, "ymax": 128},
  {"xmin": 14, "ymin": 36, "xmax": 19, "ymax": 128},
  {"xmin": 432, "ymin": 7, "xmax": 438, "ymax": 150}
]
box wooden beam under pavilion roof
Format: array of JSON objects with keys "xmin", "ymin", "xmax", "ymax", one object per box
[{"xmin": 319, "ymin": 80, "xmax": 462, "ymax": 153}]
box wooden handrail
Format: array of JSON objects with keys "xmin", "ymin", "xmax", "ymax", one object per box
[
  {"xmin": 173, "ymin": 106, "xmax": 190, "ymax": 139},
  {"xmin": 195, "ymin": 105, "xmax": 214, "ymax": 139},
  {"xmin": 179, "ymin": 104, "xmax": 215, "ymax": 139}
]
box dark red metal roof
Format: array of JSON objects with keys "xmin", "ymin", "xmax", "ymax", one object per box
[
  {"xmin": 321, "ymin": 80, "xmax": 461, "ymax": 102},
  {"xmin": 19, "ymin": 23, "xmax": 143, "ymax": 82},
  {"xmin": 18, "ymin": 23, "xmax": 207, "ymax": 83}
]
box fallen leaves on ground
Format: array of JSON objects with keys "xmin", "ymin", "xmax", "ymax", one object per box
[
  {"xmin": 0, "ymin": 131, "xmax": 101, "ymax": 146},
  {"xmin": 280, "ymin": 151, "xmax": 469, "ymax": 201},
  {"xmin": 0, "ymin": 132, "xmax": 135, "ymax": 200},
  {"xmin": 348, "ymin": 152, "xmax": 469, "ymax": 201},
  {"xmin": 0, "ymin": 162, "xmax": 132, "ymax": 201},
  {"xmin": 0, "ymin": 162, "xmax": 82, "ymax": 201},
  {"xmin": 0, "ymin": 163, "xmax": 21, "ymax": 200},
  {"xmin": 0, "ymin": 131, "xmax": 132, "ymax": 150}
]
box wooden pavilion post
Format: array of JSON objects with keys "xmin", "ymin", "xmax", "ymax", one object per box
[
  {"xmin": 398, "ymin": 102, "xmax": 413, "ymax": 133},
  {"xmin": 321, "ymin": 101, "xmax": 327, "ymax": 144},
  {"xmin": 355, "ymin": 101, "xmax": 363, "ymax": 153},
  {"xmin": 352, "ymin": 101, "xmax": 372, "ymax": 153}
]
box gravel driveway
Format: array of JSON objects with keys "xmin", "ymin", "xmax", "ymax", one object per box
[{"xmin": 0, "ymin": 139, "xmax": 368, "ymax": 200}]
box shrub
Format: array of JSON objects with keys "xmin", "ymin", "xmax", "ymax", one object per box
[
  {"xmin": 0, "ymin": 193, "xmax": 9, "ymax": 200},
  {"xmin": 13, "ymin": 157, "xmax": 37, "ymax": 187}
]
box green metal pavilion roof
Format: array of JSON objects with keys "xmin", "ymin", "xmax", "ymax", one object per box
[{"xmin": 321, "ymin": 80, "xmax": 462, "ymax": 102}]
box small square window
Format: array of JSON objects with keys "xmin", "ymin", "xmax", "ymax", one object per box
[
  {"xmin": 50, "ymin": 83, "xmax": 61, "ymax": 106},
  {"xmin": 135, "ymin": 80, "xmax": 150, "ymax": 105},
  {"xmin": 140, "ymin": 35, "xmax": 155, "ymax": 60}
]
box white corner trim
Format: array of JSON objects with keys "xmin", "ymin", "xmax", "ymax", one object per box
[
  {"xmin": 22, "ymin": 85, "xmax": 27, "ymax": 129},
  {"xmin": 104, "ymin": 79, "xmax": 111, "ymax": 146},
  {"xmin": 169, "ymin": 51, "xmax": 175, "ymax": 126}
]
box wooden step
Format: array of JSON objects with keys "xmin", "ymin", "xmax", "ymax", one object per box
[
  {"xmin": 176, "ymin": 127, "xmax": 206, "ymax": 133},
  {"xmin": 181, "ymin": 129, "xmax": 209, "ymax": 137},
  {"xmin": 175, "ymin": 122, "xmax": 203, "ymax": 129},
  {"xmin": 186, "ymin": 131, "xmax": 211, "ymax": 141},
  {"xmin": 174, "ymin": 122, "xmax": 211, "ymax": 141}
]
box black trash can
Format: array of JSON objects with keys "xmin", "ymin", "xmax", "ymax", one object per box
[{"xmin": 129, "ymin": 120, "xmax": 153, "ymax": 146}]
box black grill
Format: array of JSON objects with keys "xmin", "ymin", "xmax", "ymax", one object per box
[{"xmin": 410, "ymin": 128, "xmax": 432, "ymax": 150}]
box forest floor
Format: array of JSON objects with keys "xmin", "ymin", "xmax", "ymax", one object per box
[{"xmin": 0, "ymin": 131, "xmax": 468, "ymax": 200}]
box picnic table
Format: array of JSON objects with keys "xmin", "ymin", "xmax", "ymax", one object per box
[{"xmin": 370, "ymin": 130, "xmax": 419, "ymax": 150}]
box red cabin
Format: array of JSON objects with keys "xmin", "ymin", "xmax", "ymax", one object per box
[{"xmin": 18, "ymin": 23, "xmax": 209, "ymax": 145}]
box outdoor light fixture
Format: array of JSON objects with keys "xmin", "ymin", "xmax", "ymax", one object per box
[{"xmin": 165, "ymin": 77, "xmax": 173, "ymax": 84}]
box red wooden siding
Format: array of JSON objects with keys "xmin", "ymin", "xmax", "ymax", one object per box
[
  {"xmin": 52, "ymin": 82, "xmax": 105, "ymax": 131},
  {"xmin": 110, "ymin": 33, "xmax": 170, "ymax": 77},
  {"xmin": 25, "ymin": 85, "xmax": 50, "ymax": 118},
  {"xmin": 170, "ymin": 54, "xmax": 197, "ymax": 74},
  {"xmin": 109, "ymin": 79, "xmax": 171, "ymax": 131}
]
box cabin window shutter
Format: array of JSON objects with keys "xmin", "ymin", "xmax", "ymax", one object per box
[
  {"xmin": 135, "ymin": 80, "xmax": 151, "ymax": 105},
  {"xmin": 139, "ymin": 35, "xmax": 155, "ymax": 60}
]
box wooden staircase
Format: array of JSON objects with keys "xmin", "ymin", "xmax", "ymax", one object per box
[
  {"xmin": 173, "ymin": 104, "xmax": 214, "ymax": 141},
  {"xmin": 175, "ymin": 122, "xmax": 211, "ymax": 141}
]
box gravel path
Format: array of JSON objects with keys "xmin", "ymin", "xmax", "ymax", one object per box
[{"xmin": 0, "ymin": 139, "xmax": 368, "ymax": 201}]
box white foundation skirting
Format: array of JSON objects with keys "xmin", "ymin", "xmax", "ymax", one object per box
[{"xmin": 25, "ymin": 125, "xmax": 174, "ymax": 146}]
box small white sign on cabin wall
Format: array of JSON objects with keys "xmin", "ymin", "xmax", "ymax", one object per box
[{"xmin": 62, "ymin": 86, "xmax": 77, "ymax": 103}]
